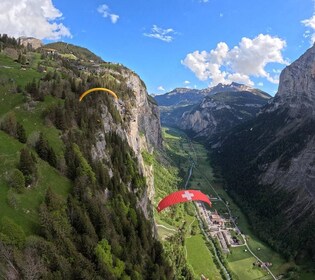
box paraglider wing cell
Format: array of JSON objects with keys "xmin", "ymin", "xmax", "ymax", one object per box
[
  {"xmin": 157, "ymin": 190, "xmax": 211, "ymax": 212},
  {"xmin": 79, "ymin": 87, "xmax": 118, "ymax": 101}
]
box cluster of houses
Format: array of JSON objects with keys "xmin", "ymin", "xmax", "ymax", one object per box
[{"xmin": 196, "ymin": 202, "xmax": 241, "ymax": 253}]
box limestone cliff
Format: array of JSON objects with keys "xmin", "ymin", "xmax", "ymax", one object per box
[
  {"xmin": 90, "ymin": 67, "xmax": 162, "ymax": 218},
  {"xmin": 213, "ymin": 44, "xmax": 315, "ymax": 259},
  {"xmin": 255, "ymin": 44, "xmax": 315, "ymax": 198}
]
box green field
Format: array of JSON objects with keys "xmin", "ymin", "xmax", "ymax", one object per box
[
  {"xmin": 229, "ymin": 258, "xmax": 266, "ymax": 280},
  {"xmin": 186, "ymin": 234, "xmax": 222, "ymax": 280}
]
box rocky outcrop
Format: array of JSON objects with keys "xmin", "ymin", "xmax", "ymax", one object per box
[{"xmin": 19, "ymin": 37, "xmax": 43, "ymax": 49}]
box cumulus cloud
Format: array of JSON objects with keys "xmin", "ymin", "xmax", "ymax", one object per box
[
  {"xmin": 0, "ymin": 0, "xmax": 71, "ymax": 40},
  {"xmin": 182, "ymin": 34, "xmax": 287, "ymax": 86},
  {"xmin": 97, "ymin": 4, "xmax": 119, "ymax": 24},
  {"xmin": 144, "ymin": 25, "xmax": 176, "ymax": 42},
  {"xmin": 302, "ymin": 15, "xmax": 315, "ymax": 44},
  {"xmin": 184, "ymin": 80, "xmax": 190, "ymax": 84},
  {"xmin": 157, "ymin": 86, "xmax": 165, "ymax": 91}
]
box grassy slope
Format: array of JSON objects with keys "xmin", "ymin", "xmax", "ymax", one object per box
[
  {"xmin": 0, "ymin": 53, "xmax": 42, "ymax": 87},
  {"xmin": 0, "ymin": 53, "xmax": 72, "ymax": 235}
]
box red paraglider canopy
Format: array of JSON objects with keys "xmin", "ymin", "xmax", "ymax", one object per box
[{"xmin": 157, "ymin": 190, "xmax": 211, "ymax": 212}]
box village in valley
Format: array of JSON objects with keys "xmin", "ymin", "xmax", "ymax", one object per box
[{"xmin": 196, "ymin": 201, "xmax": 273, "ymax": 270}]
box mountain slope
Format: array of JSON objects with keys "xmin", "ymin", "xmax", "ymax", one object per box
[
  {"xmin": 156, "ymin": 83, "xmax": 270, "ymax": 130},
  {"xmin": 0, "ymin": 37, "xmax": 173, "ymax": 279},
  {"xmin": 211, "ymin": 44, "xmax": 315, "ymax": 261},
  {"xmin": 180, "ymin": 88, "xmax": 270, "ymax": 138}
]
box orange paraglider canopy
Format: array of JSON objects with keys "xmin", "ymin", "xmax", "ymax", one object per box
[
  {"xmin": 157, "ymin": 190, "xmax": 211, "ymax": 212},
  {"xmin": 79, "ymin": 87, "xmax": 118, "ymax": 101}
]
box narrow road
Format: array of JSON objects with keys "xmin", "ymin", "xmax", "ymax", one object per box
[
  {"xmin": 184, "ymin": 163, "xmax": 194, "ymax": 189},
  {"xmin": 156, "ymin": 224, "xmax": 177, "ymax": 232}
]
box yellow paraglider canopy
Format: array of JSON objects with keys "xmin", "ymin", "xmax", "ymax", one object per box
[{"xmin": 79, "ymin": 87, "xmax": 118, "ymax": 102}]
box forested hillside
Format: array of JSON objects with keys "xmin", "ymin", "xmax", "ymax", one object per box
[{"xmin": 0, "ymin": 35, "xmax": 172, "ymax": 279}]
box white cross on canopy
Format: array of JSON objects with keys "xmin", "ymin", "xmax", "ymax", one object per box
[{"xmin": 182, "ymin": 191, "xmax": 194, "ymax": 201}]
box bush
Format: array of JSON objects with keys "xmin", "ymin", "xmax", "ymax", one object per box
[{"xmin": 7, "ymin": 168, "xmax": 25, "ymax": 192}]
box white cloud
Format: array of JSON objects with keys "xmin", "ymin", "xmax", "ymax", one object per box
[
  {"xmin": 144, "ymin": 25, "xmax": 176, "ymax": 42},
  {"xmin": 257, "ymin": 82, "xmax": 264, "ymax": 86},
  {"xmin": 272, "ymin": 69, "xmax": 281, "ymax": 73},
  {"xmin": 97, "ymin": 4, "xmax": 119, "ymax": 24},
  {"xmin": 182, "ymin": 34, "xmax": 286, "ymax": 86},
  {"xmin": 184, "ymin": 80, "xmax": 190, "ymax": 84},
  {"xmin": 157, "ymin": 86, "xmax": 165, "ymax": 91},
  {"xmin": 302, "ymin": 15, "xmax": 315, "ymax": 29},
  {"xmin": 0, "ymin": 0, "xmax": 71, "ymax": 40},
  {"xmin": 302, "ymin": 15, "xmax": 315, "ymax": 44}
]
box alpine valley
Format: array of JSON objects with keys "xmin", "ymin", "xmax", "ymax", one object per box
[{"xmin": 0, "ymin": 33, "xmax": 315, "ymax": 280}]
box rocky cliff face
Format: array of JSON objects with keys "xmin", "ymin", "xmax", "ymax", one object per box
[
  {"xmin": 122, "ymin": 71, "xmax": 162, "ymax": 214},
  {"xmin": 180, "ymin": 87, "xmax": 270, "ymax": 138},
  {"xmin": 265, "ymin": 45, "xmax": 315, "ymax": 117},
  {"xmin": 19, "ymin": 37, "xmax": 43, "ymax": 49},
  {"xmin": 257, "ymin": 45, "xmax": 315, "ymax": 198},
  {"xmin": 90, "ymin": 67, "xmax": 162, "ymax": 218},
  {"xmin": 212, "ymin": 44, "xmax": 315, "ymax": 259}
]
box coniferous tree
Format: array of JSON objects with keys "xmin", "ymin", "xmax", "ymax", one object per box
[
  {"xmin": 35, "ymin": 132, "xmax": 49, "ymax": 161},
  {"xmin": 18, "ymin": 148, "xmax": 37, "ymax": 186},
  {"xmin": 16, "ymin": 122, "xmax": 27, "ymax": 143},
  {"xmin": 47, "ymin": 146, "xmax": 57, "ymax": 168}
]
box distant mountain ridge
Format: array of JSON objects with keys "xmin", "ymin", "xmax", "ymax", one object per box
[
  {"xmin": 154, "ymin": 82, "xmax": 269, "ymax": 107},
  {"xmin": 180, "ymin": 88, "xmax": 271, "ymax": 137},
  {"xmin": 154, "ymin": 87, "xmax": 206, "ymax": 107},
  {"xmin": 155, "ymin": 82, "xmax": 271, "ymax": 135}
]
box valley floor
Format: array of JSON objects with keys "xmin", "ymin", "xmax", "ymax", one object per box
[{"xmin": 153, "ymin": 127, "xmax": 314, "ymax": 280}]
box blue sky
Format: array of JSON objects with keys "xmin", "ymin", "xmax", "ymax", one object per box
[{"xmin": 1, "ymin": 0, "xmax": 314, "ymax": 95}]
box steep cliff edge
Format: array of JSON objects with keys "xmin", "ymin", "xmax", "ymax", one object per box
[
  {"xmin": 89, "ymin": 67, "xmax": 162, "ymax": 218},
  {"xmin": 212, "ymin": 44, "xmax": 315, "ymax": 260}
]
